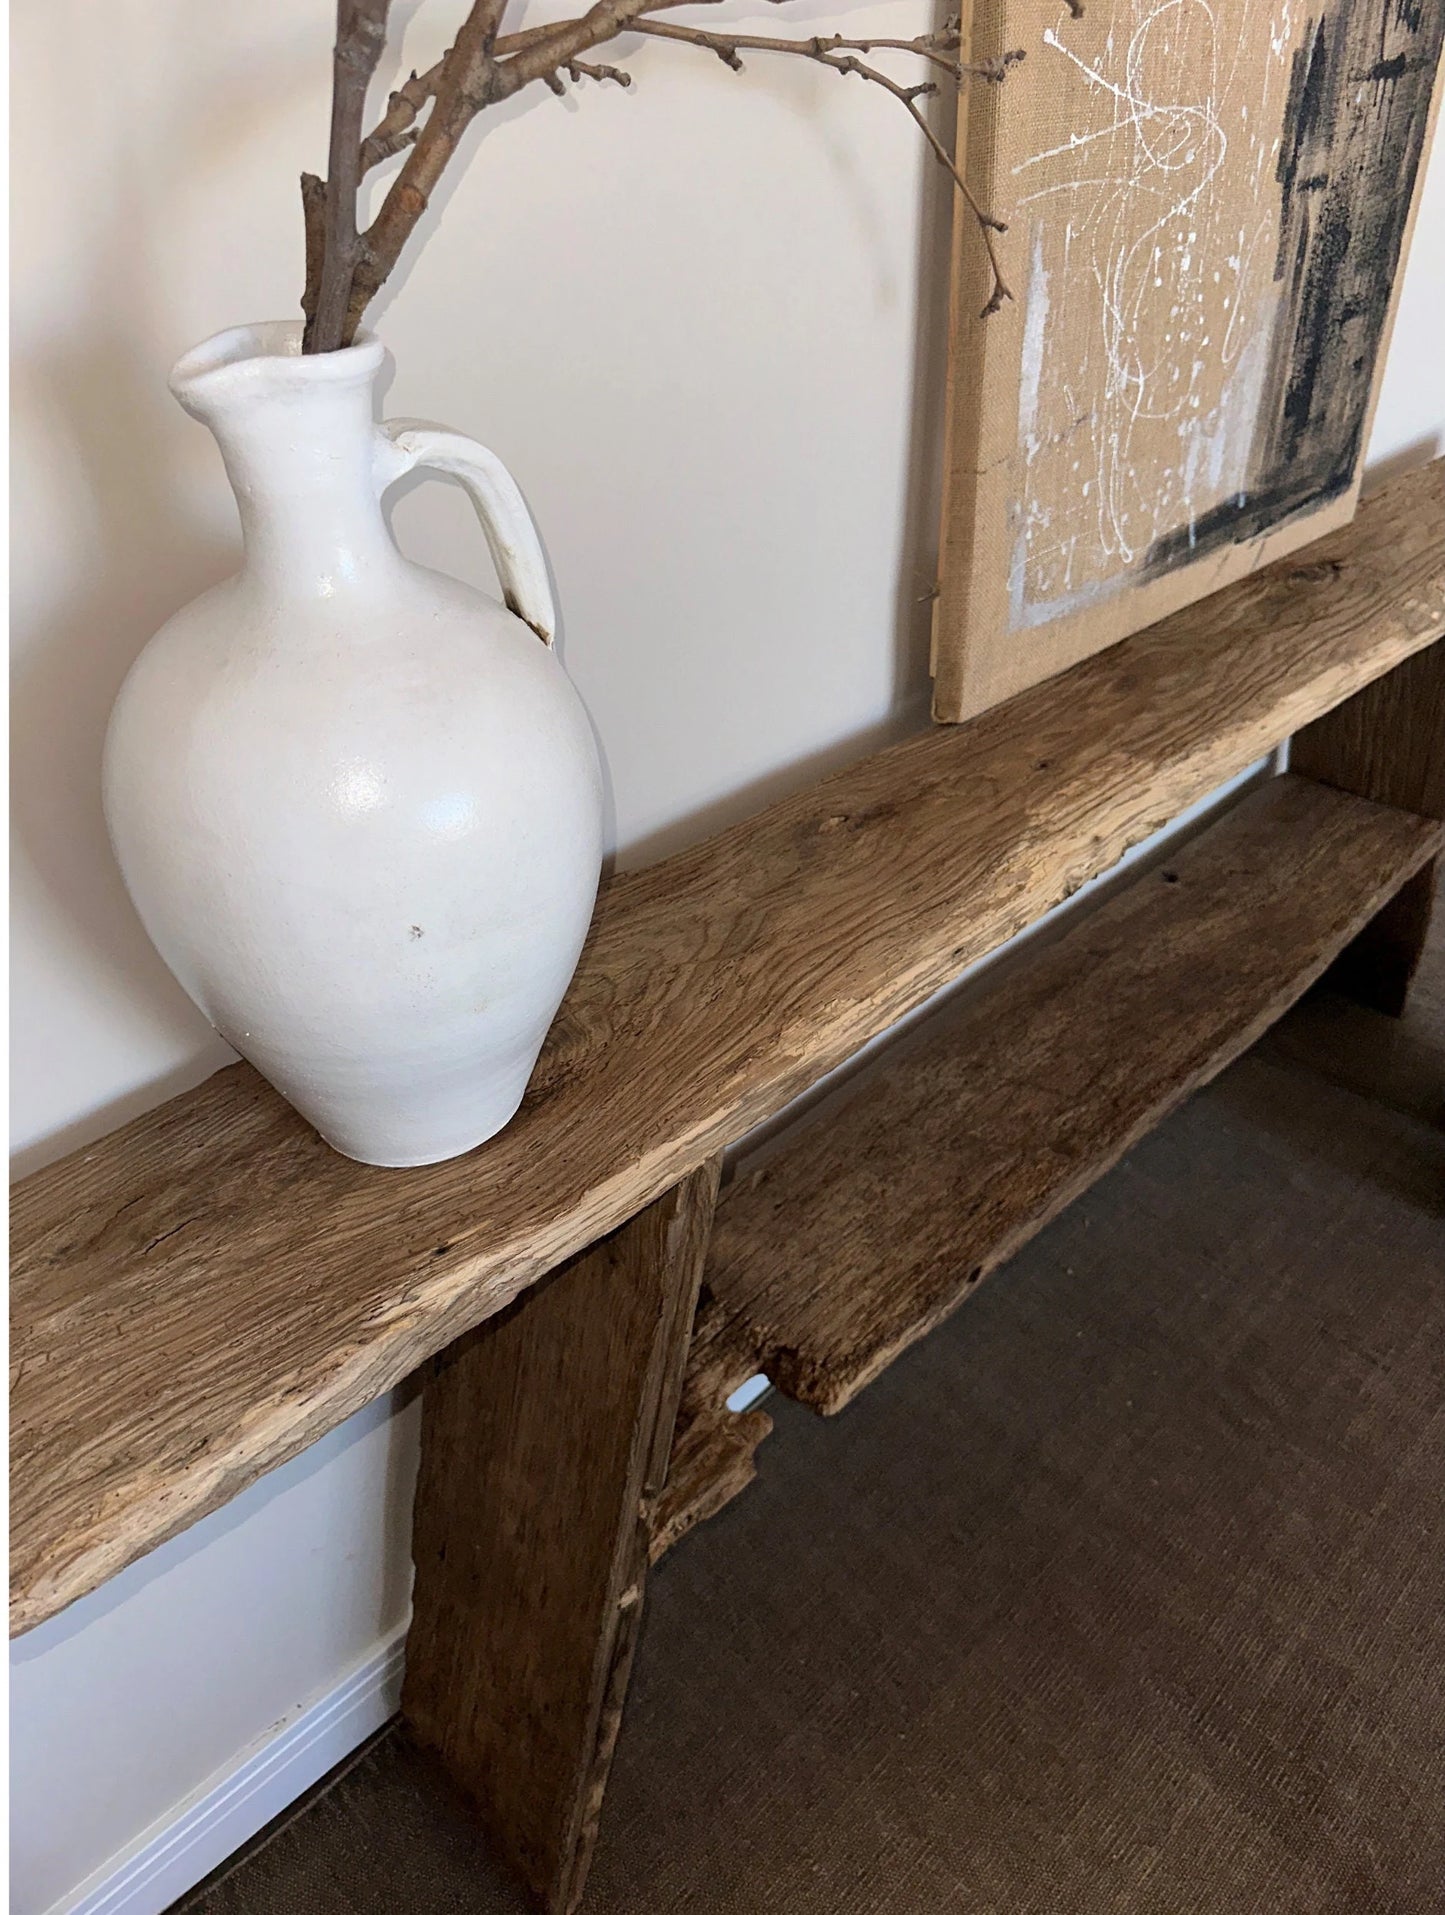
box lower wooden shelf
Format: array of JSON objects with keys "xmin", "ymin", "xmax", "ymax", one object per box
[{"xmin": 653, "ymin": 772, "xmax": 1442, "ymax": 1554}]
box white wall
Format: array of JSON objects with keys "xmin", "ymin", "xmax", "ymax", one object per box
[{"xmin": 10, "ymin": 0, "xmax": 1445, "ymax": 1905}]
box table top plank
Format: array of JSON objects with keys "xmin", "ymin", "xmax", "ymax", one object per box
[{"xmin": 12, "ymin": 461, "xmax": 1445, "ymax": 1635}]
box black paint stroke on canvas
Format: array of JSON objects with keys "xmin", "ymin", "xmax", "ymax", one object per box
[{"xmin": 1145, "ymin": 0, "xmax": 1444, "ymax": 575}]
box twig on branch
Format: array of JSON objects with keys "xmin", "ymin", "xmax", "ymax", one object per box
[
  {"xmin": 544, "ymin": 55, "xmax": 633, "ymax": 91},
  {"xmin": 359, "ymin": 62, "xmax": 443, "ymax": 171},
  {"xmin": 354, "ymin": 20, "xmax": 581, "ymax": 171},
  {"xmin": 305, "ymin": 0, "xmax": 393, "ymax": 352},
  {"xmin": 566, "ymin": 58, "xmax": 634, "ymax": 85}
]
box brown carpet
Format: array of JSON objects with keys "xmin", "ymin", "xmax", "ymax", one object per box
[{"xmin": 177, "ymin": 941, "xmax": 1445, "ymax": 1913}]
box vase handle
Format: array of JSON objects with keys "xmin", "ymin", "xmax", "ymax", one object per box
[{"xmin": 375, "ymin": 419, "xmax": 557, "ymax": 647}]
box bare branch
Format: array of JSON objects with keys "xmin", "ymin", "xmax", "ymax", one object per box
[
  {"xmin": 306, "ymin": 0, "xmax": 393, "ymax": 353},
  {"xmin": 733, "ymin": 29, "xmax": 1024, "ymax": 86},
  {"xmin": 628, "ymin": 18, "xmax": 1017, "ymax": 313},
  {"xmin": 313, "ymin": 0, "xmax": 1038, "ymax": 343}
]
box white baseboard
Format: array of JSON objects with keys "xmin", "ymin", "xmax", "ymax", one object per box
[{"xmin": 44, "ymin": 1628, "xmax": 407, "ymax": 1915}]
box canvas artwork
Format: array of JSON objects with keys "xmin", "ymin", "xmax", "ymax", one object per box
[{"xmin": 932, "ymin": 0, "xmax": 1445, "ymax": 722}]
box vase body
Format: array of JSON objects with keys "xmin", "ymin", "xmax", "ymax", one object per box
[{"xmin": 104, "ymin": 322, "xmax": 603, "ymax": 1167}]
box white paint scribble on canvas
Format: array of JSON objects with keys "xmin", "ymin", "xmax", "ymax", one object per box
[{"xmin": 1005, "ymin": 0, "xmax": 1289, "ymax": 627}]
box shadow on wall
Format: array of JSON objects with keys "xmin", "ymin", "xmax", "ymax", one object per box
[
  {"xmin": 13, "ymin": 1, "xmax": 968, "ymax": 1166},
  {"xmin": 10, "ymin": 1380, "xmax": 421, "ymax": 1666},
  {"xmin": 1361, "ymin": 433, "xmax": 1442, "ymax": 497},
  {"xmin": 361, "ymin": 0, "xmax": 960, "ymax": 781},
  {"xmin": 890, "ymin": 0, "xmax": 960, "ymax": 716},
  {"xmin": 7, "ymin": 10, "xmax": 361, "ymax": 1176},
  {"xmin": 7, "ymin": 40, "xmax": 569, "ymax": 1183},
  {"xmin": 10, "ymin": 320, "xmax": 238, "ymax": 1173},
  {"xmin": 597, "ymin": 0, "xmax": 965, "ymax": 876}
]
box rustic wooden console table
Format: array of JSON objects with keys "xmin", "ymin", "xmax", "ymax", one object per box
[{"xmin": 12, "ymin": 461, "xmax": 1445, "ymax": 1913}]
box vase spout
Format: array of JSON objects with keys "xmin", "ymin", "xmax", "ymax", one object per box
[{"xmin": 171, "ymin": 320, "xmax": 398, "ymax": 593}]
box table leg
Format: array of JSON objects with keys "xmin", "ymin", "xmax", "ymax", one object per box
[{"xmin": 401, "ymin": 1157, "xmax": 721, "ymax": 1913}]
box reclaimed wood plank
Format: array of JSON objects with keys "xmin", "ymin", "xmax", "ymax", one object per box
[
  {"xmin": 702, "ymin": 776, "xmax": 1441, "ymax": 1416},
  {"xmin": 12, "ymin": 462, "xmax": 1445, "ymax": 1634},
  {"xmin": 402, "ymin": 1160, "xmax": 719, "ymax": 1915}
]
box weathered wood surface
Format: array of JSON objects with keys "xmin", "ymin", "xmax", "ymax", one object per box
[
  {"xmin": 402, "ymin": 1161, "xmax": 719, "ymax": 1915},
  {"xmin": 703, "ymin": 776, "xmax": 1441, "ymax": 1416},
  {"xmin": 1293, "ymin": 641, "xmax": 1445, "ymax": 1013},
  {"xmin": 11, "ymin": 461, "xmax": 1445, "ymax": 1635}
]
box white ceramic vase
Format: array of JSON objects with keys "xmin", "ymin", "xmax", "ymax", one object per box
[{"xmin": 104, "ymin": 321, "xmax": 604, "ymax": 1167}]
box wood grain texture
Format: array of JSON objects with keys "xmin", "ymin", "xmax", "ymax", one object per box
[
  {"xmin": 1293, "ymin": 640, "xmax": 1445, "ymax": 1012},
  {"xmin": 703, "ymin": 776, "xmax": 1441, "ymax": 1416},
  {"xmin": 11, "ymin": 461, "xmax": 1445, "ymax": 1635},
  {"xmin": 401, "ymin": 1159, "xmax": 719, "ymax": 1915}
]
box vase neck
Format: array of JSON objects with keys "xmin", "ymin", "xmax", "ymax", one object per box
[{"xmin": 171, "ymin": 323, "xmax": 399, "ymax": 593}]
